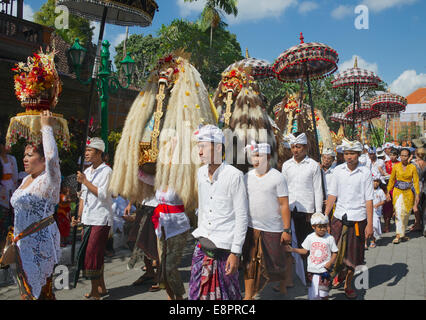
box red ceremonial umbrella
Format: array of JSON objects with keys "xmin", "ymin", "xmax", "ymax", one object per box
[
  {"xmin": 344, "ymin": 101, "xmax": 382, "ymax": 143},
  {"xmin": 370, "ymin": 91, "xmax": 407, "ymax": 142},
  {"xmin": 224, "ymin": 57, "xmax": 275, "ymax": 81},
  {"xmin": 344, "ymin": 101, "xmax": 381, "ymax": 122},
  {"xmin": 273, "ymin": 32, "xmax": 339, "ymax": 162},
  {"xmin": 331, "ymin": 112, "xmax": 355, "ymax": 124},
  {"xmin": 332, "ymin": 57, "xmax": 381, "ymax": 139}
]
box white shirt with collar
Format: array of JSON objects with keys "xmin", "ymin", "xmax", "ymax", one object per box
[
  {"xmin": 359, "ymin": 153, "xmax": 368, "ymax": 166},
  {"xmin": 366, "ymin": 157, "xmax": 386, "ymax": 183},
  {"xmin": 328, "ymin": 162, "xmax": 374, "ymax": 222},
  {"xmin": 281, "ymin": 156, "xmax": 323, "ymax": 213},
  {"xmin": 322, "ymin": 167, "xmax": 334, "ymax": 196},
  {"xmin": 80, "ymin": 163, "xmax": 114, "ymax": 226},
  {"xmin": 192, "ymin": 162, "xmax": 248, "ymax": 254}
]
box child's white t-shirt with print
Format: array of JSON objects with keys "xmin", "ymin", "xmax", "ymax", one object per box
[
  {"xmin": 302, "ymin": 232, "xmax": 338, "ymax": 274},
  {"xmin": 373, "ymin": 188, "xmax": 386, "ymax": 217}
]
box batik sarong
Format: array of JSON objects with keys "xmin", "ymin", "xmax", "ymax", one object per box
[
  {"xmin": 73, "ymin": 225, "xmax": 110, "ymax": 286},
  {"xmin": 330, "ymin": 217, "xmax": 366, "ymax": 271},
  {"xmin": 188, "ymin": 243, "xmax": 241, "ymax": 300},
  {"xmin": 157, "ymin": 230, "xmax": 188, "ymax": 297},
  {"xmin": 242, "ymin": 227, "xmax": 286, "ymax": 294}
]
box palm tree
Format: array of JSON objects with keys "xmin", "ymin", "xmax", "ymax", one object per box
[{"xmin": 184, "ymin": 0, "xmax": 238, "ymax": 47}]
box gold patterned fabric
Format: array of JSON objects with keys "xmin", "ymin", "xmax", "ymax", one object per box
[
  {"xmin": 6, "ymin": 111, "xmax": 70, "ymax": 150},
  {"xmin": 387, "ymin": 163, "xmax": 420, "ymax": 237}
]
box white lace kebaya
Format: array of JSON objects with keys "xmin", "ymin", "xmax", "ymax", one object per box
[{"xmin": 10, "ymin": 125, "xmax": 61, "ymax": 299}]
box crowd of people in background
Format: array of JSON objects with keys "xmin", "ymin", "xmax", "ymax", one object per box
[{"xmin": 0, "ymin": 115, "xmax": 424, "ymax": 300}]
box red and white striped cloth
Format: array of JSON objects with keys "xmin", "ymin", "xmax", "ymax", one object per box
[{"xmin": 151, "ymin": 189, "xmax": 190, "ymax": 239}]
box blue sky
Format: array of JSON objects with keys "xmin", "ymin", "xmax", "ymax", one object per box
[{"xmin": 24, "ymin": 0, "xmax": 426, "ymax": 97}]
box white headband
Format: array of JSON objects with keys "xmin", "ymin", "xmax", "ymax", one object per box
[
  {"xmin": 311, "ymin": 213, "xmax": 329, "ymax": 225},
  {"xmin": 283, "ymin": 133, "xmax": 307, "ymax": 147},
  {"xmin": 86, "ymin": 137, "xmax": 105, "ymax": 153},
  {"xmin": 194, "ymin": 124, "xmax": 224, "ymax": 144},
  {"xmin": 245, "ymin": 140, "xmax": 271, "ymax": 155},
  {"xmin": 341, "ymin": 139, "xmax": 363, "ymax": 152},
  {"xmin": 382, "ymin": 142, "xmax": 394, "ymax": 149},
  {"xmin": 322, "ymin": 148, "xmax": 336, "ymax": 157}
]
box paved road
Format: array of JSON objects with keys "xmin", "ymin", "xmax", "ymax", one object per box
[{"xmin": 0, "ymin": 216, "xmax": 424, "ymax": 300}]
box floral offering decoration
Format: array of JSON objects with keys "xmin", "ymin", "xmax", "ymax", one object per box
[
  {"xmin": 12, "ymin": 48, "xmax": 62, "ymax": 111},
  {"xmin": 7, "ymin": 47, "xmax": 69, "ymax": 150}
]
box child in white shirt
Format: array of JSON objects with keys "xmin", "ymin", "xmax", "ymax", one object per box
[
  {"xmin": 366, "ymin": 175, "xmax": 386, "ymax": 248},
  {"xmin": 286, "ymin": 213, "xmax": 338, "ymax": 300}
]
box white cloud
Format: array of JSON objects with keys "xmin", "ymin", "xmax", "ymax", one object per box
[
  {"xmin": 91, "ymin": 22, "xmax": 100, "ymax": 44},
  {"xmin": 361, "ymin": 0, "xmax": 417, "ymax": 13},
  {"xmin": 298, "ymin": 1, "xmax": 319, "ymax": 14},
  {"xmin": 112, "ymin": 32, "xmax": 128, "ymax": 48},
  {"xmin": 23, "ymin": 4, "xmax": 34, "ymax": 21},
  {"xmin": 226, "ymin": 0, "xmax": 298, "ymax": 24},
  {"xmin": 110, "ymin": 31, "xmax": 129, "ymax": 69},
  {"xmin": 12, "ymin": 3, "xmax": 34, "ymax": 21},
  {"xmin": 177, "ymin": 0, "xmax": 297, "ymax": 24},
  {"xmin": 176, "ymin": 0, "xmax": 206, "ymax": 18},
  {"xmin": 339, "ymin": 55, "xmax": 379, "ymax": 74},
  {"xmin": 390, "ymin": 70, "xmax": 426, "ymax": 97},
  {"xmin": 331, "ymin": 5, "xmax": 353, "ymax": 20}
]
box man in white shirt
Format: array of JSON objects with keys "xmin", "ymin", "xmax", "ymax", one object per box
[
  {"xmin": 189, "ymin": 125, "xmax": 248, "ymax": 300},
  {"xmin": 281, "ymin": 132, "xmax": 323, "ymax": 283},
  {"xmin": 72, "ymin": 138, "xmax": 113, "ymax": 300},
  {"xmin": 359, "ymin": 144, "xmax": 369, "ymax": 166},
  {"xmin": 382, "ymin": 142, "xmax": 394, "ymax": 162},
  {"xmin": 242, "ymin": 141, "xmax": 291, "ymax": 299},
  {"xmin": 324, "ymin": 139, "xmax": 374, "ymax": 299},
  {"xmin": 366, "ymin": 147, "xmax": 387, "ymax": 183}
]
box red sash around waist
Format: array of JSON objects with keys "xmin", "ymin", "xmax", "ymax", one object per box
[{"xmin": 151, "ymin": 204, "xmax": 185, "ymax": 230}]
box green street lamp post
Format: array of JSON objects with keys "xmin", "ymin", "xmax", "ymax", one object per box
[{"xmin": 68, "ymin": 38, "xmax": 135, "ymax": 152}]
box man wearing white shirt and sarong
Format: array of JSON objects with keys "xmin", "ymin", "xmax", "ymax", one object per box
[
  {"xmin": 324, "ymin": 139, "xmax": 374, "ymax": 299},
  {"xmin": 189, "ymin": 125, "xmax": 248, "ymax": 300},
  {"xmin": 72, "ymin": 138, "xmax": 114, "ymax": 300},
  {"xmin": 281, "ymin": 132, "xmax": 323, "ymax": 284},
  {"xmin": 242, "ymin": 141, "xmax": 291, "ymax": 299}
]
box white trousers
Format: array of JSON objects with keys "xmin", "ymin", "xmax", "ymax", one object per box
[{"xmin": 308, "ymin": 274, "xmax": 329, "ymax": 300}]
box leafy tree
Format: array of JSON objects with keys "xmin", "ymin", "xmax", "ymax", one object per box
[
  {"xmin": 397, "ymin": 125, "xmax": 421, "ymax": 142},
  {"xmin": 114, "ymin": 19, "xmax": 243, "ymax": 90},
  {"xmin": 34, "ymin": 0, "xmax": 94, "ymax": 46},
  {"xmin": 184, "ymin": 0, "xmax": 238, "ymax": 47},
  {"xmin": 114, "ymin": 34, "xmax": 161, "ymax": 88}
]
